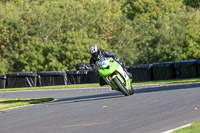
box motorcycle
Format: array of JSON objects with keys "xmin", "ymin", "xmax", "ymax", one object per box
[{"xmin": 96, "ymin": 57, "xmax": 134, "ymax": 96}]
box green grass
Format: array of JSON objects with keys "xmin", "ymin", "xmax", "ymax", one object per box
[
  {"xmin": 172, "ymin": 121, "xmax": 200, "ymax": 133},
  {"xmin": 0, "ymin": 83, "xmax": 101, "ymax": 92},
  {"xmin": 0, "ymin": 78, "xmax": 200, "ymax": 92},
  {"xmin": 0, "ymin": 98, "xmax": 54, "ymax": 111}
]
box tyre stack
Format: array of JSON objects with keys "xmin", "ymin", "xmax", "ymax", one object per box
[{"xmin": 67, "ymin": 63, "xmax": 98, "ymax": 84}]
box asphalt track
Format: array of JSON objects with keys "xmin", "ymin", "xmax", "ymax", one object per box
[{"xmin": 0, "ymin": 83, "xmax": 200, "ymax": 133}]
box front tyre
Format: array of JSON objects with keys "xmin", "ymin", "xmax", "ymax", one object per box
[
  {"xmin": 113, "ymin": 77, "xmax": 129, "ymax": 96},
  {"xmin": 128, "ymin": 85, "xmax": 135, "ymax": 95}
]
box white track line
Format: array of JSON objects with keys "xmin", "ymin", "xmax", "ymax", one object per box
[{"xmin": 162, "ymin": 123, "xmax": 193, "ymax": 133}]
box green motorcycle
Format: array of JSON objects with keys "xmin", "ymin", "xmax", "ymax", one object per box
[{"xmin": 96, "ymin": 57, "xmax": 134, "ymax": 96}]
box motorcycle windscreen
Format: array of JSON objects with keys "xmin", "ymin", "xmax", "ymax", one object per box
[{"xmin": 98, "ymin": 61, "xmax": 119, "ymax": 77}]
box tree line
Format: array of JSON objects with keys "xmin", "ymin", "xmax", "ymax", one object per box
[{"xmin": 0, "ymin": 0, "xmax": 200, "ymax": 74}]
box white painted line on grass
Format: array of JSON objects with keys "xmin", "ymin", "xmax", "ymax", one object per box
[{"xmin": 162, "ymin": 123, "xmax": 193, "ymax": 133}]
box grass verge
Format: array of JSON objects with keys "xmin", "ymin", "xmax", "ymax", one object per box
[
  {"xmin": 172, "ymin": 120, "xmax": 200, "ymax": 133},
  {"xmin": 0, "ymin": 78, "xmax": 200, "ymax": 92},
  {"xmin": 0, "ymin": 98, "xmax": 54, "ymax": 111},
  {"xmin": 0, "ymin": 83, "xmax": 101, "ymax": 92}
]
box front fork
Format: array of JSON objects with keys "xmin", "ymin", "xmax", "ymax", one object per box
[{"xmin": 105, "ymin": 73, "xmax": 131, "ymax": 91}]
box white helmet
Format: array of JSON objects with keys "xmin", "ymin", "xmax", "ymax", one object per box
[{"xmin": 90, "ymin": 45, "xmax": 101, "ymax": 59}]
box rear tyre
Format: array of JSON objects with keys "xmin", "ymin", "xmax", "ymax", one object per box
[{"xmin": 113, "ymin": 77, "xmax": 129, "ymax": 96}]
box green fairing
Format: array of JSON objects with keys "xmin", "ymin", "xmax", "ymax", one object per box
[
  {"xmin": 98, "ymin": 58, "xmax": 119, "ymax": 78},
  {"xmin": 98, "ymin": 58, "xmax": 131, "ymax": 92},
  {"xmin": 126, "ymin": 78, "xmax": 131, "ymax": 90}
]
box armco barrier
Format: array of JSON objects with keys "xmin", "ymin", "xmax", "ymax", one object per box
[
  {"xmin": 152, "ymin": 62, "xmax": 175, "ymax": 80},
  {"xmin": 174, "ymin": 59, "xmax": 198, "ymax": 79},
  {"xmin": 6, "ymin": 72, "xmax": 37, "ymax": 88},
  {"xmin": 37, "ymin": 72, "xmax": 67, "ymax": 86},
  {"xmin": 66, "ymin": 70, "xmax": 90, "ymax": 84},
  {"xmin": 127, "ymin": 64, "xmax": 153, "ymax": 82},
  {"xmin": 0, "ymin": 75, "xmax": 6, "ymax": 89}
]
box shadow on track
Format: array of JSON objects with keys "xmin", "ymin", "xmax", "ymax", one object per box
[
  {"xmin": 134, "ymin": 83, "xmax": 200, "ymax": 94},
  {"xmin": 52, "ymin": 92, "xmax": 124, "ymax": 104},
  {"xmin": 50, "ymin": 83, "xmax": 200, "ymax": 104}
]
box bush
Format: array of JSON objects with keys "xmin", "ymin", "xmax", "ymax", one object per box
[{"xmin": 0, "ymin": 0, "xmax": 134, "ymax": 73}]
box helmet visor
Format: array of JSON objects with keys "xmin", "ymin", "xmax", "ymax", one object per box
[{"xmin": 92, "ymin": 52, "xmax": 99, "ymax": 59}]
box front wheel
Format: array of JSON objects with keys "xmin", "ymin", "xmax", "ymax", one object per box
[
  {"xmin": 128, "ymin": 85, "xmax": 134, "ymax": 95},
  {"xmin": 113, "ymin": 77, "xmax": 129, "ymax": 96}
]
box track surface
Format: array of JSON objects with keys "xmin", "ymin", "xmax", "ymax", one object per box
[{"xmin": 0, "ymin": 84, "xmax": 200, "ymax": 133}]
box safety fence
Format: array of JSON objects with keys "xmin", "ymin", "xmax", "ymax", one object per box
[{"xmin": 0, "ymin": 59, "xmax": 200, "ymax": 89}]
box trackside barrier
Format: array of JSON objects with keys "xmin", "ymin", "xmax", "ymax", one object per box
[
  {"xmin": 66, "ymin": 70, "xmax": 99, "ymax": 84},
  {"xmin": 6, "ymin": 72, "xmax": 37, "ymax": 88},
  {"xmin": 174, "ymin": 60, "xmax": 198, "ymax": 79},
  {"xmin": 127, "ymin": 64, "xmax": 153, "ymax": 82},
  {"xmin": 197, "ymin": 59, "xmax": 200, "ymax": 77},
  {"xmin": 66, "ymin": 71, "xmax": 78, "ymax": 84},
  {"xmin": 37, "ymin": 72, "xmax": 67, "ymax": 86},
  {"xmin": 75, "ymin": 63, "xmax": 91, "ymax": 70},
  {"xmin": 0, "ymin": 75, "xmax": 6, "ymax": 89},
  {"xmin": 66, "ymin": 70, "xmax": 90, "ymax": 84},
  {"xmin": 1, "ymin": 59, "xmax": 200, "ymax": 88},
  {"xmin": 88, "ymin": 70, "xmax": 99, "ymax": 83},
  {"xmin": 152, "ymin": 62, "xmax": 175, "ymax": 80}
]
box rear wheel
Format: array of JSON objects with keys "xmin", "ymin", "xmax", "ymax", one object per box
[{"xmin": 113, "ymin": 77, "xmax": 129, "ymax": 96}]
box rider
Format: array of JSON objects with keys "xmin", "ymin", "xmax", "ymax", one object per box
[{"xmin": 89, "ymin": 45, "xmax": 132, "ymax": 86}]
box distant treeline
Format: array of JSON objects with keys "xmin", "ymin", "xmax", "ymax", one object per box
[{"xmin": 0, "ymin": 0, "xmax": 200, "ymax": 74}]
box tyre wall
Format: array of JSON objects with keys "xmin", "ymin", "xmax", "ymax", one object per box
[
  {"xmin": 1, "ymin": 59, "xmax": 200, "ymax": 88},
  {"xmin": 6, "ymin": 72, "xmax": 37, "ymax": 88},
  {"xmin": 0, "ymin": 75, "xmax": 6, "ymax": 89},
  {"xmin": 127, "ymin": 64, "xmax": 153, "ymax": 82},
  {"xmin": 174, "ymin": 60, "xmax": 198, "ymax": 79},
  {"xmin": 37, "ymin": 72, "xmax": 67, "ymax": 86},
  {"xmin": 152, "ymin": 62, "xmax": 175, "ymax": 80},
  {"xmin": 197, "ymin": 59, "xmax": 200, "ymax": 77}
]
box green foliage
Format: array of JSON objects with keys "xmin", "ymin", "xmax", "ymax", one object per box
[
  {"xmin": 0, "ymin": 0, "xmax": 133, "ymax": 73},
  {"xmin": 183, "ymin": 0, "xmax": 200, "ymax": 8},
  {"xmin": 123, "ymin": 0, "xmax": 200, "ymax": 64},
  {"xmin": 0, "ymin": 0, "xmax": 200, "ymax": 74}
]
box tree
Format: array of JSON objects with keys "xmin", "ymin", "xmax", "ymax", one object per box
[
  {"xmin": 0, "ymin": 0, "xmax": 134, "ymax": 73},
  {"xmin": 182, "ymin": 10, "xmax": 200, "ymax": 59},
  {"xmin": 183, "ymin": 0, "xmax": 200, "ymax": 8},
  {"xmin": 123, "ymin": 0, "xmax": 200, "ymax": 64}
]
